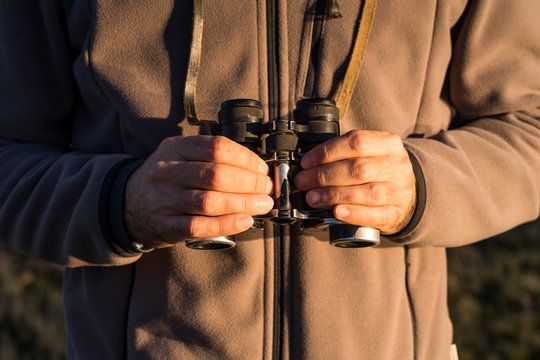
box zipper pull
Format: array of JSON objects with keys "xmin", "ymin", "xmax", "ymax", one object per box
[{"xmin": 327, "ymin": 0, "xmax": 342, "ymax": 18}]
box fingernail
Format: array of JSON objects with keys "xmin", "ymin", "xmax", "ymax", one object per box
[
  {"xmin": 259, "ymin": 162, "xmax": 269, "ymax": 175},
  {"xmin": 306, "ymin": 191, "xmax": 320, "ymax": 205},
  {"xmin": 238, "ymin": 215, "xmax": 254, "ymax": 229},
  {"xmin": 294, "ymin": 172, "xmax": 308, "ymax": 189},
  {"xmin": 259, "ymin": 196, "xmax": 274, "ymax": 211},
  {"xmin": 335, "ymin": 206, "xmax": 350, "ymax": 218}
]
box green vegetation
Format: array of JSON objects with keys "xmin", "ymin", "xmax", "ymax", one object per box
[
  {"xmin": 0, "ymin": 218, "xmax": 539, "ymax": 359},
  {"xmin": 448, "ymin": 219, "xmax": 540, "ymax": 360}
]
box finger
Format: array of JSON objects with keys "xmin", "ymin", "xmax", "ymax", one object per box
[
  {"xmin": 167, "ymin": 189, "xmax": 274, "ymax": 216},
  {"xmin": 305, "ymin": 183, "xmax": 395, "ymax": 208},
  {"xmin": 160, "ymin": 213, "xmax": 256, "ymax": 243},
  {"xmin": 295, "ymin": 157, "xmax": 394, "ymax": 190},
  {"xmin": 162, "ymin": 135, "xmax": 269, "ymax": 175},
  {"xmin": 149, "ymin": 161, "xmax": 273, "ymax": 195},
  {"xmin": 301, "ymin": 130, "xmax": 404, "ymax": 169},
  {"xmin": 334, "ymin": 204, "xmax": 402, "ymax": 234}
]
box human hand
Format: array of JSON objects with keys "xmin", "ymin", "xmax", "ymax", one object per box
[
  {"xmin": 124, "ymin": 135, "xmax": 274, "ymax": 249},
  {"xmin": 294, "ymin": 130, "xmax": 416, "ymax": 235}
]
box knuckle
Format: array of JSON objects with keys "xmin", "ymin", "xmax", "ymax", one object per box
[
  {"xmin": 243, "ymin": 197, "xmax": 251, "ymax": 212},
  {"xmin": 327, "ymin": 188, "xmax": 340, "ymax": 204},
  {"xmin": 209, "ymin": 136, "xmax": 233, "ymax": 159},
  {"xmin": 193, "ymin": 191, "xmax": 219, "ymax": 213},
  {"xmin": 184, "ymin": 216, "xmax": 204, "ymax": 238},
  {"xmin": 147, "ymin": 160, "xmax": 169, "ymax": 181},
  {"xmin": 204, "ymin": 165, "xmax": 226, "ymax": 189},
  {"xmin": 368, "ymin": 183, "xmax": 387, "ymax": 204},
  {"xmin": 159, "ymin": 136, "xmax": 177, "ymax": 150},
  {"xmin": 347, "ymin": 130, "xmax": 368, "ymax": 152},
  {"xmin": 218, "ymin": 218, "xmax": 228, "ymax": 236},
  {"xmin": 320, "ymin": 143, "xmax": 332, "ymax": 162},
  {"xmin": 352, "ymin": 158, "xmax": 369, "ymax": 180},
  {"xmin": 253, "ymin": 175, "xmax": 264, "ymax": 194},
  {"xmin": 315, "ymin": 168, "xmax": 327, "ymax": 185}
]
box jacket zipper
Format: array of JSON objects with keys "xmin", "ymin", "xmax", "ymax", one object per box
[
  {"xmin": 304, "ymin": 0, "xmax": 327, "ymax": 98},
  {"xmin": 267, "ymin": 0, "xmax": 280, "ymax": 121},
  {"xmin": 266, "ymin": 1, "xmax": 282, "ymax": 359},
  {"xmin": 267, "ymin": 1, "xmax": 329, "ymax": 357}
]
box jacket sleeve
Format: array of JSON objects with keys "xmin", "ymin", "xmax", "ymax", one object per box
[
  {"xmin": 0, "ymin": 1, "xmax": 140, "ymax": 266},
  {"xmin": 394, "ymin": 0, "xmax": 540, "ymax": 247}
]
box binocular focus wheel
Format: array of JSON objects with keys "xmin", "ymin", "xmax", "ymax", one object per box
[
  {"xmin": 185, "ymin": 237, "xmax": 236, "ymax": 250},
  {"xmin": 329, "ymin": 225, "xmax": 380, "ymax": 248}
]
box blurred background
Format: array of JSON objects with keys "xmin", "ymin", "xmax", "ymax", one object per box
[{"xmin": 0, "ymin": 218, "xmax": 539, "ymax": 360}]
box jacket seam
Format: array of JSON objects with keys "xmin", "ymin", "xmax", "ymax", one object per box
[
  {"xmin": 86, "ymin": 1, "xmax": 110, "ymax": 104},
  {"xmin": 86, "ymin": 0, "xmax": 127, "ymax": 152},
  {"xmin": 405, "ymin": 246, "xmax": 418, "ymax": 360},
  {"xmin": 413, "ymin": 0, "xmax": 440, "ymax": 134},
  {"xmin": 124, "ymin": 263, "xmax": 137, "ymax": 360}
]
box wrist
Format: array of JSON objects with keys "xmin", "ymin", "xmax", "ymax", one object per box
[
  {"xmin": 385, "ymin": 147, "xmax": 426, "ymax": 241},
  {"xmin": 100, "ymin": 158, "xmax": 151, "ymax": 256}
]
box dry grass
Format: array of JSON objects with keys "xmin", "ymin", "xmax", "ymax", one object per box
[{"xmin": 0, "ymin": 245, "xmax": 64, "ymax": 360}]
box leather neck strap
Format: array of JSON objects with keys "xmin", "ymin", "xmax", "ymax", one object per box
[
  {"xmin": 336, "ymin": 0, "xmax": 378, "ymax": 126},
  {"xmin": 184, "ymin": 0, "xmax": 204, "ymax": 124},
  {"xmin": 184, "ymin": 0, "xmax": 379, "ymax": 127}
]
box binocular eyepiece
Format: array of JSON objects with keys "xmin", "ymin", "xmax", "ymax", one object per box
[{"xmin": 185, "ymin": 98, "xmax": 380, "ymax": 250}]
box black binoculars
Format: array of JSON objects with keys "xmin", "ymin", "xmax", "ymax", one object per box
[{"xmin": 185, "ymin": 98, "xmax": 380, "ymax": 250}]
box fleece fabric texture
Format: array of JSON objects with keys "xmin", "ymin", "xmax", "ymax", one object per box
[{"xmin": 0, "ymin": 0, "xmax": 539, "ymax": 359}]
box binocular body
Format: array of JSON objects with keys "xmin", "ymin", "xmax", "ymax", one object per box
[{"xmin": 186, "ymin": 98, "xmax": 380, "ymax": 250}]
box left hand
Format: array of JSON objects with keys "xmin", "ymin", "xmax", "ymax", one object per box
[{"xmin": 294, "ymin": 130, "xmax": 416, "ymax": 235}]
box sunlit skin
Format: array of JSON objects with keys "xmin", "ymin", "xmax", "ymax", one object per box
[
  {"xmin": 125, "ymin": 131, "xmax": 416, "ymax": 248},
  {"xmin": 125, "ymin": 135, "xmax": 274, "ymax": 249},
  {"xmin": 294, "ymin": 130, "xmax": 416, "ymax": 235}
]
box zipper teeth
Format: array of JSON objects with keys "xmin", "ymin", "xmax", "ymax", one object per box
[
  {"xmin": 272, "ymin": 226, "xmax": 283, "ymax": 360},
  {"xmin": 267, "ymin": 0, "xmax": 282, "ymax": 359}
]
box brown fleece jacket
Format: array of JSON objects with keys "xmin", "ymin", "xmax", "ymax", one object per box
[{"xmin": 0, "ymin": 0, "xmax": 539, "ymax": 359}]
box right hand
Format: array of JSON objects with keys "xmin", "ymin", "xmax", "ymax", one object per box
[{"xmin": 124, "ymin": 135, "xmax": 274, "ymax": 249}]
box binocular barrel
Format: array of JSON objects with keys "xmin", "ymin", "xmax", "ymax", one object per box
[{"xmin": 185, "ymin": 98, "xmax": 380, "ymax": 250}]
